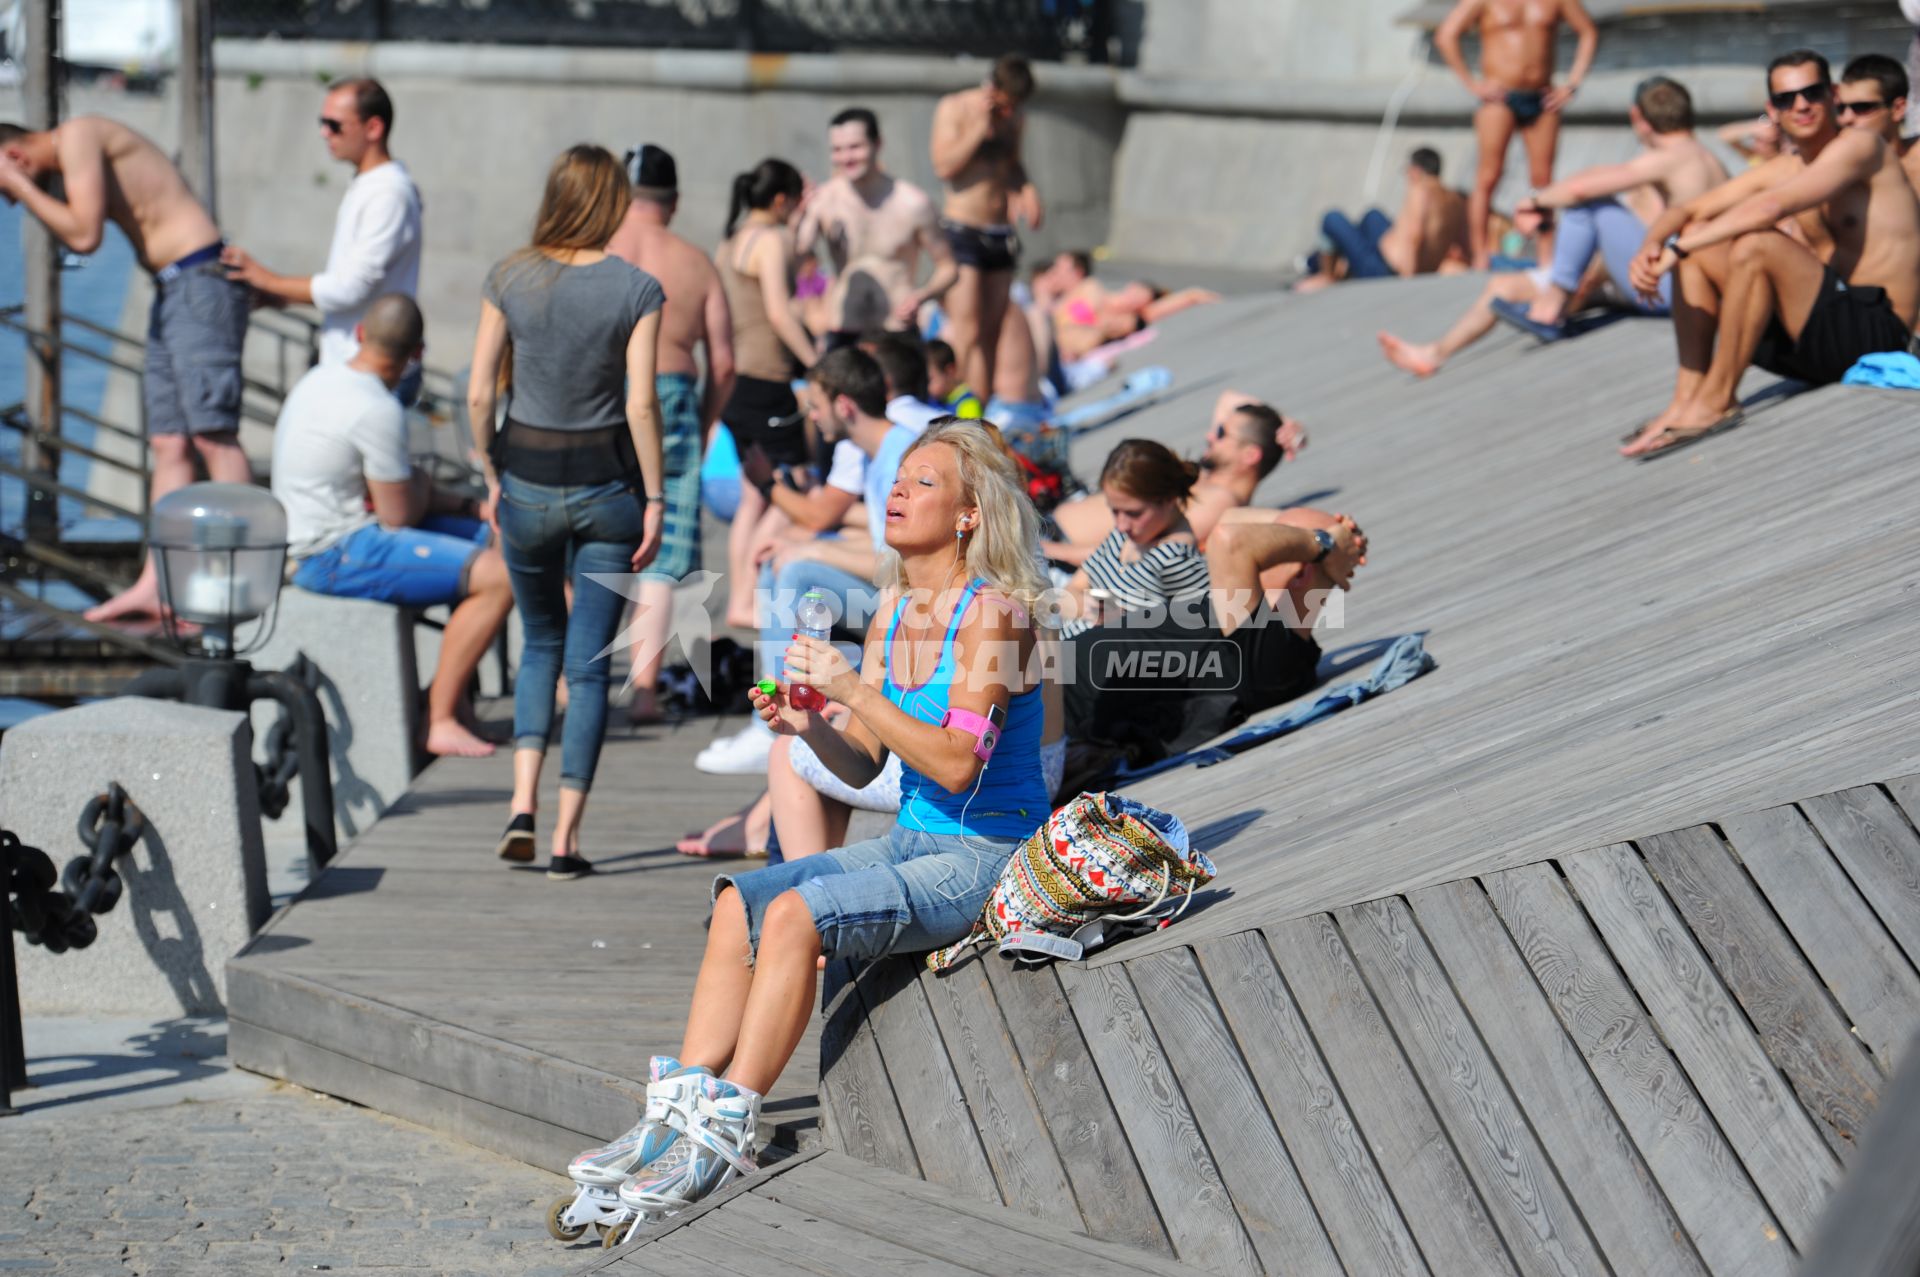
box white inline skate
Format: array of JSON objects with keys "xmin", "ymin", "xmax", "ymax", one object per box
[
  {"xmin": 603, "ymin": 1075, "xmax": 760, "ymax": 1246},
  {"xmin": 544, "ymin": 1056, "xmax": 708, "ymax": 1246}
]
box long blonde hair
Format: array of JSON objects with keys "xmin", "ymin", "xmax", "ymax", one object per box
[
  {"xmin": 882, "ymin": 419, "xmax": 1050, "ymax": 623},
  {"xmin": 495, "ymin": 144, "xmax": 631, "ymax": 393}
]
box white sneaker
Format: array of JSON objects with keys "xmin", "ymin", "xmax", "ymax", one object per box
[{"xmin": 694, "ymin": 723, "xmax": 774, "ymax": 775}]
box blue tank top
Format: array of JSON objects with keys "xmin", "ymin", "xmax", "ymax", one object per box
[{"xmin": 884, "ymin": 579, "xmax": 1050, "ymax": 839}]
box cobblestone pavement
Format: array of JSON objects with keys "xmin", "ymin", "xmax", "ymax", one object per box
[{"xmin": 0, "ymin": 1083, "xmax": 594, "ymax": 1275}]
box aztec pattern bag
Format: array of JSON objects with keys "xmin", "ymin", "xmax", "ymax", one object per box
[{"xmin": 926, "ymin": 792, "xmax": 1213, "ymax": 971}]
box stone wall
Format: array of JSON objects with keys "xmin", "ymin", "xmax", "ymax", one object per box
[{"xmin": 209, "ymin": 44, "xmax": 1124, "ymax": 364}]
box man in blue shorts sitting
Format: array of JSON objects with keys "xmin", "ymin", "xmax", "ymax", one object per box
[{"xmin": 271, "ymin": 294, "xmax": 514, "ymax": 758}]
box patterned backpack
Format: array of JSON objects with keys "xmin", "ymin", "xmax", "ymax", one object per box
[{"xmin": 926, "ymin": 792, "xmax": 1215, "ymax": 970}]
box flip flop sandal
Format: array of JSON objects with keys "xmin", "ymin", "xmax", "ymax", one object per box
[
  {"xmin": 1633, "ymin": 409, "xmax": 1745, "ymax": 461},
  {"xmin": 1490, "ymin": 298, "xmax": 1568, "ymax": 344}
]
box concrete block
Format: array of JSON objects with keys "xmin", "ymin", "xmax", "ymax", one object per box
[
  {"xmin": 0, "ymin": 699, "xmax": 268, "ymax": 1016},
  {"xmin": 248, "ymin": 587, "xmax": 423, "ymax": 856}
]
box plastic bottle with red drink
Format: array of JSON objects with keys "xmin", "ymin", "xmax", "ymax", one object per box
[{"xmin": 788, "ymin": 590, "xmax": 833, "ymax": 712}]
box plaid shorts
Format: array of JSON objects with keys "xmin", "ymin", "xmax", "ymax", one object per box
[{"xmin": 641, "ymin": 372, "xmax": 704, "ymax": 584}]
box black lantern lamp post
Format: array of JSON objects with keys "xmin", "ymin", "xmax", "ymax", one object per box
[{"xmin": 120, "ymin": 483, "xmax": 339, "ymax": 866}]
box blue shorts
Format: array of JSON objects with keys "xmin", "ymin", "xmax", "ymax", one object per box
[
  {"xmin": 714, "ymin": 824, "xmax": 1022, "ymax": 962},
  {"xmin": 291, "ymin": 516, "xmax": 489, "ymax": 609}
]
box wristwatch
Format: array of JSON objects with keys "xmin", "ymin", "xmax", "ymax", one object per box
[
  {"xmin": 1664, "ymin": 233, "xmax": 1690, "ymax": 260},
  {"xmin": 1311, "ymin": 528, "xmax": 1336, "ymax": 563}
]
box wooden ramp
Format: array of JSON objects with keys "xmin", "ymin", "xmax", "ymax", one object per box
[
  {"xmin": 821, "ymin": 776, "xmax": 1920, "ymax": 1276},
  {"xmin": 814, "ymin": 276, "xmax": 1920, "ymax": 1274},
  {"xmin": 226, "ymin": 717, "xmax": 812, "ymax": 1171},
  {"xmin": 571, "ymin": 1149, "xmax": 1209, "ymax": 1277}
]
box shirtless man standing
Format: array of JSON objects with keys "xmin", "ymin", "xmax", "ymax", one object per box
[
  {"xmin": 0, "ymin": 116, "xmax": 254, "ymax": 621},
  {"xmin": 1436, "ymin": 0, "xmax": 1599, "ymax": 269},
  {"xmin": 796, "ymin": 107, "xmax": 957, "ymax": 346},
  {"xmin": 931, "ymin": 55, "xmax": 1042, "ymax": 402},
  {"xmin": 1622, "ymin": 50, "xmax": 1920, "ymax": 458},
  {"xmin": 605, "ymin": 143, "xmax": 736, "ymax": 723}
]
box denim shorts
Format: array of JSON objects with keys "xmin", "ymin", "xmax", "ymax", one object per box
[
  {"xmin": 715, "ymin": 824, "xmax": 1023, "ymax": 962},
  {"xmin": 291, "ymin": 516, "xmax": 489, "ymax": 609}
]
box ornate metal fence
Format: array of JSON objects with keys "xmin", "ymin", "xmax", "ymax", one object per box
[{"xmin": 214, "ymin": 0, "xmax": 1116, "ymax": 61}]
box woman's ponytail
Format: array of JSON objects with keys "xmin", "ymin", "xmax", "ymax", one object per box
[{"xmin": 724, "ymin": 171, "xmax": 755, "ymax": 238}]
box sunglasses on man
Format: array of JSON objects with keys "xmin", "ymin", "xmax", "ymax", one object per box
[
  {"xmin": 319, "ymin": 116, "xmax": 348, "ymax": 135},
  {"xmin": 1768, "ymin": 83, "xmax": 1830, "ymax": 110},
  {"xmin": 1835, "ymin": 98, "xmax": 1888, "ymax": 118}
]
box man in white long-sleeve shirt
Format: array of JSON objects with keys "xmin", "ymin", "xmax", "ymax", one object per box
[{"xmin": 224, "ymin": 79, "xmax": 423, "ymax": 394}]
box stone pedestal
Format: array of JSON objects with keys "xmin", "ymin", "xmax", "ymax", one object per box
[
  {"xmin": 0, "ymin": 699, "xmax": 267, "ymax": 1015},
  {"xmin": 248, "ymin": 587, "xmax": 423, "ymax": 856}
]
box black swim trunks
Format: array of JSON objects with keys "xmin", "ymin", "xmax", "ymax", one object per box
[
  {"xmin": 721, "ymin": 373, "xmax": 809, "ymax": 467},
  {"xmin": 942, "ymin": 219, "xmax": 1020, "ymax": 272},
  {"xmin": 1505, "ymin": 89, "xmax": 1546, "ymax": 126},
  {"xmin": 1752, "ymin": 264, "xmax": 1914, "ymax": 387}
]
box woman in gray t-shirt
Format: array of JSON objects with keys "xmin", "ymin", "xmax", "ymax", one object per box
[{"xmin": 467, "ymin": 143, "xmax": 667, "ymax": 880}]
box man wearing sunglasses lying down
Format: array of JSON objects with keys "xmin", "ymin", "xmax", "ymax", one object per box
[
  {"xmin": 222, "ymin": 80, "xmax": 423, "ymax": 394},
  {"xmin": 1620, "ymin": 49, "xmax": 1920, "ymax": 459},
  {"xmin": 0, "ymin": 114, "xmax": 255, "ymax": 623}
]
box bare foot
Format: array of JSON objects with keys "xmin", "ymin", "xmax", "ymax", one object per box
[
  {"xmin": 1619, "ymin": 400, "xmax": 1687, "ymax": 454},
  {"xmin": 425, "ymin": 718, "xmax": 497, "ymax": 758},
  {"xmin": 1377, "ymin": 332, "xmax": 1439, "ymax": 378},
  {"xmin": 626, "ymin": 686, "xmax": 666, "ymax": 726},
  {"xmin": 678, "ymin": 811, "xmax": 746, "ymax": 856},
  {"xmin": 85, "ymin": 577, "xmax": 165, "ymax": 623},
  {"xmin": 1622, "ymin": 398, "xmax": 1740, "ymax": 458},
  {"xmin": 1291, "ymin": 274, "xmax": 1335, "ymax": 295},
  {"xmin": 1525, "ymin": 299, "xmax": 1566, "ymax": 326}
]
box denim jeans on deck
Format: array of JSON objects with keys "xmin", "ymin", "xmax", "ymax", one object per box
[
  {"xmin": 1548, "ymin": 197, "xmax": 1670, "ymax": 314},
  {"xmin": 1321, "ymin": 208, "xmax": 1395, "ymax": 279},
  {"xmin": 497, "ymin": 472, "xmax": 643, "ymax": 793}
]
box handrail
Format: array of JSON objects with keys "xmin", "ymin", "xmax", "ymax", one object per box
[
  {"xmin": 0, "ymin": 414, "xmax": 146, "ymax": 480},
  {"xmin": 0, "ymin": 457, "xmax": 148, "ymax": 525},
  {"xmin": 0, "ymin": 579, "xmax": 182, "ymax": 664}
]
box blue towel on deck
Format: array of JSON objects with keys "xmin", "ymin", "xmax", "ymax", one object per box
[
  {"xmin": 1840, "ymin": 351, "xmax": 1920, "ymax": 390},
  {"xmin": 1112, "ymin": 633, "xmax": 1437, "ymax": 784}
]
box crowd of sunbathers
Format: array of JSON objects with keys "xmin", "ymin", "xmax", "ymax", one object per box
[
  {"xmin": 1288, "ymin": 1, "xmax": 1920, "ymax": 460},
  {"xmin": 18, "ymin": 6, "xmax": 1916, "ymax": 1223}
]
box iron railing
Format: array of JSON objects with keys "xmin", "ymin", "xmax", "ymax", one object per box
[{"xmin": 214, "ymin": 0, "xmax": 1117, "ymax": 61}]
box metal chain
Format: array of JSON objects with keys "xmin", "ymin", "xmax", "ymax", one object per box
[
  {"xmin": 4, "ymin": 828, "xmax": 95, "ymax": 953},
  {"xmin": 63, "ymin": 783, "xmax": 145, "ymax": 925}
]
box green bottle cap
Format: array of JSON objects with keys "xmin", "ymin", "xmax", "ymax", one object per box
[{"xmin": 756, "ymin": 677, "xmax": 778, "ymax": 697}]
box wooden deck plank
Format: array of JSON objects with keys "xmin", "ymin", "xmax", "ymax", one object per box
[
  {"xmin": 817, "ymin": 1152, "xmax": 1205, "ymax": 1276},
  {"xmin": 977, "ymin": 958, "xmax": 1174, "ymax": 1259},
  {"xmin": 916, "ymin": 961, "xmax": 1083, "ymax": 1232},
  {"xmin": 694, "ymin": 1193, "xmax": 987, "ymax": 1276},
  {"xmin": 1797, "ymin": 1029, "xmax": 1920, "ymax": 1277},
  {"xmin": 1126, "ymin": 948, "xmax": 1344, "ymax": 1277},
  {"xmin": 1264, "ymin": 915, "xmax": 1518, "ymax": 1276},
  {"xmin": 1056, "ymin": 962, "xmax": 1263, "ymax": 1276},
  {"xmin": 855, "ymin": 959, "xmax": 1002, "ymax": 1205},
  {"xmin": 1482, "ymin": 861, "xmax": 1793, "ymax": 1277},
  {"xmin": 759, "ymin": 1161, "xmax": 1197, "ymax": 1276},
  {"xmin": 1560, "ymin": 845, "xmax": 1839, "ymax": 1247},
  {"xmin": 1720, "ymin": 804, "xmax": 1920, "ymax": 1074},
  {"xmin": 1638, "ymin": 825, "xmax": 1880, "ymax": 1157},
  {"xmin": 1337, "ymin": 896, "xmax": 1605, "ymax": 1276},
  {"xmin": 1800, "ymin": 787, "xmax": 1920, "ymax": 966},
  {"xmin": 1407, "ymin": 878, "xmax": 1706, "ymax": 1277},
  {"xmin": 1197, "ymin": 931, "xmax": 1430, "ymax": 1277},
  {"xmin": 818, "ymin": 958, "xmax": 922, "ymax": 1180}
]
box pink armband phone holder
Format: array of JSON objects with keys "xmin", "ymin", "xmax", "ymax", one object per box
[{"xmin": 941, "ymin": 707, "xmax": 1001, "ymax": 762}]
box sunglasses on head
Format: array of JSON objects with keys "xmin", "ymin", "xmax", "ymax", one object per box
[
  {"xmin": 1835, "ymin": 98, "xmax": 1888, "ymax": 117},
  {"xmin": 1768, "ymin": 82, "xmax": 1830, "ymax": 110},
  {"xmin": 319, "ymin": 116, "xmax": 347, "ymax": 135}
]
